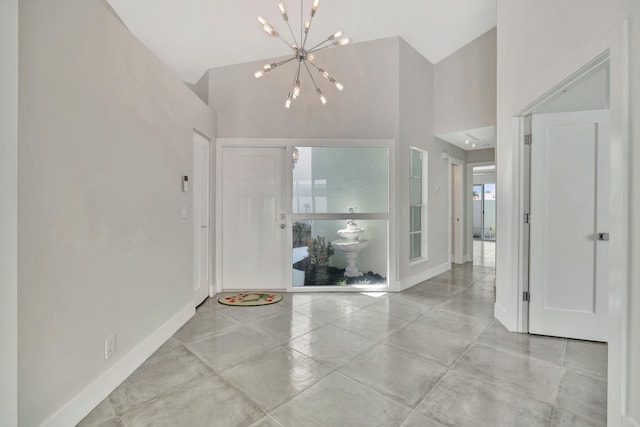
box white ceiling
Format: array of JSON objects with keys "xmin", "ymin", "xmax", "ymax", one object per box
[
  {"xmin": 437, "ymin": 126, "xmax": 495, "ymax": 151},
  {"xmin": 106, "ymin": 0, "xmax": 497, "ymax": 84}
]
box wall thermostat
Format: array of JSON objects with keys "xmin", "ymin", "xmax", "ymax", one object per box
[{"xmin": 182, "ymin": 175, "xmax": 189, "ymax": 192}]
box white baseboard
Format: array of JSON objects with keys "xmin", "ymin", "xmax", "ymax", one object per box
[
  {"xmin": 398, "ymin": 262, "xmax": 451, "ymax": 291},
  {"xmin": 623, "ymin": 415, "xmax": 640, "ymax": 427},
  {"xmin": 493, "ymin": 303, "xmax": 511, "ymax": 330},
  {"xmin": 40, "ymin": 303, "xmax": 195, "ymax": 427}
]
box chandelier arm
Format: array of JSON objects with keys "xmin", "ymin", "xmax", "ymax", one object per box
[
  {"xmin": 273, "ymin": 32, "xmax": 297, "ymax": 51},
  {"xmin": 307, "ymin": 39, "xmax": 332, "ymax": 52},
  {"xmin": 302, "ymin": 7, "xmax": 317, "ymax": 49},
  {"xmin": 308, "ymin": 43, "xmax": 335, "ymax": 54},
  {"xmin": 295, "ymin": 61, "xmax": 302, "ymax": 81},
  {"xmin": 305, "ymin": 60, "xmax": 323, "ymax": 72},
  {"xmin": 303, "ymin": 60, "xmax": 320, "ymax": 91},
  {"xmin": 276, "ymin": 57, "xmax": 298, "ymax": 68},
  {"xmin": 284, "ymin": 19, "xmax": 299, "ymax": 47},
  {"xmin": 302, "ymin": 20, "xmax": 314, "ymax": 49}
]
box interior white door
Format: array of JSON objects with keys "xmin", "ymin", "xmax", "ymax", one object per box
[
  {"xmin": 221, "ymin": 147, "xmax": 285, "ymax": 290},
  {"xmin": 529, "ymin": 110, "xmax": 609, "ymax": 341},
  {"xmin": 193, "ymin": 132, "xmax": 211, "ymax": 306}
]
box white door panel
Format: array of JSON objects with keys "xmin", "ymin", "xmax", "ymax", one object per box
[
  {"xmin": 222, "ymin": 147, "xmax": 285, "ymax": 290},
  {"xmin": 529, "ymin": 110, "xmax": 609, "ymax": 341}
]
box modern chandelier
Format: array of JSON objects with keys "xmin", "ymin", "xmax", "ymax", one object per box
[{"xmin": 254, "ymin": 0, "xmax": 350, "ymax": 109}]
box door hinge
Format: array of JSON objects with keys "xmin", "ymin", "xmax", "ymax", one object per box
[
  {"xmin": 523, "ymin": 291, "xmax": 530, "ymax": 302},
  {"xmin": 524, "ymin": 213, "xmax": 531, "ymax": 224},
  {"xmin": 524, "ymin": 134, "xmax": 532, "ymax": 145}
]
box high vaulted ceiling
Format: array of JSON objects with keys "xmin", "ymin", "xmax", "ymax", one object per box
[{"xmin": 106, "ymin": 0, "xmax": 497, "ymax": 84}]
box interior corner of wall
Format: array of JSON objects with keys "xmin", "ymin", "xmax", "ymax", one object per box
[{"xmin": 493, "ymin": 302, "xmax": 513, "ymax": 331}]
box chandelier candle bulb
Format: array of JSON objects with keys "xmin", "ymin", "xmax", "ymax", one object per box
[
  {"xmin": 278, "ymin": 2, "xmax": 288, "ymax": 20},
  {"xmin": 329, "ymin": 31, "xmax": 343, "ymax": 41},
  {"xmin": 263, "ymin": 24, "xmax": 277, "ymax": 36}
]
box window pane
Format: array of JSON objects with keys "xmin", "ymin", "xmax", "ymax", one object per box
[
  {"xmin": 411, "ymin": 149, "xmax": 422, "ymax": 177},
  {"xmin": 292, "ymin": 147, "xmax": 389, "ymax": 214},
  {"xmin": 410, "ymin": 233, "xmax": 422, "ymax": 260},
  {"xmin": 292, "ymin": 219, "xmax": 388, "ymax": 287},
  {"xmin": 410, "ymin": 206, "xmax": 421, "ymax": 232},
  {"xmin": 410, "ymin": 178, "xmax": 422, "ymax": 205}
]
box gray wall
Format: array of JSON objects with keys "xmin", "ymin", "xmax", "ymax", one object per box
[
  {"xmin": 18, "ymin": 0, "xmax": 216, "ymax": 425},
  {"xmin": 398, "ymin": 40, "xmax": 466, "ymax": 280},
  {"xmin": 467, "ymin": 148, "xmax": 495, "ymax": 164},
  {"xmin": 434, "ymin": 28, "xmax": 497, "ymax": 135},
  {"xmin": 0, "ymin": 0, "xmax": 18, "ymax": 424},
  {"xmin": 209, "ymin": 37, "xmax": 400, "ymax": 139}
]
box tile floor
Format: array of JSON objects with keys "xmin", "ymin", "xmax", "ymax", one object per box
[{"xmin": 79, "ymin": 262, "xmax": 607, "ymax": 427}]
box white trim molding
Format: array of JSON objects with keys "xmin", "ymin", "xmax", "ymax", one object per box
[
  {"xmin": 40, "ymin": 304, "xmax": 195, "ymax": 427},
  {"xmin": 399, "ymin": 262, "xmax": 450, "ymax": 291}
]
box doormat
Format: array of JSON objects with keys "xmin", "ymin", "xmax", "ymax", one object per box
[{"xmin": 218, "ymin": 292, "xmax": 283, "ymax": 307}]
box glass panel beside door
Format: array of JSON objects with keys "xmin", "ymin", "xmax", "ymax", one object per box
[{"xmin": 291, "ymin": 146, "xmax": 389, "ymax": 288}]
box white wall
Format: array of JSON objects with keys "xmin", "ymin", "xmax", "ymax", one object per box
[
  {"xmin": 534, "ymin": 66, "xmax": 609, "ymax": 114},
  {"xmin": 399, "ymin": 39, "xmax": 467, "ymax": 284},
  {"xmin": 18, "ymin": 0, "xmax": 216, "ymax": 425},
  {"xmin": 208, "ymin": 37, "xmax": 464, "ymax": 289},
  {"xmin": 467, "ymin": 148, "xmax": 495, "ymax": 164},
  {"xmin": 434, "ymin": 28, "xmax": 497, "ymax": 136},
  {"xmin": 209, "ymin": 37, "xmax": 400, "ymax": 139},
  {"xmin": 495, "ymin": 0, "xmax": 639, "ymax": 424},
  {"xmin": 0, "ymin": 0, "xmax": 18, "ymax": 425}
]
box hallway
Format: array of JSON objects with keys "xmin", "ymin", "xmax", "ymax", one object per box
[{"xmin": 80, "ymin": 263, "xmax": 607, "ymax": 426}]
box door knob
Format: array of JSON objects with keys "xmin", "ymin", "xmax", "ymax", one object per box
[{"xmin": 280, "ymin": 224, "xmax": 286, "ymax": 229}]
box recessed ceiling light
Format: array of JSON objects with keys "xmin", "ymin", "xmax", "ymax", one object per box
[
  {"xmin": 472, "ymin": 143, "xmax": 476, "ymax": 148},
  {"xmin": 465, "ymin": 139, "xmax": 469, "ymax": 144}
]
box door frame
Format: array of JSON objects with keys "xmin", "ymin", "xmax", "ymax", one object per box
[
  {"xmin": 466, "ymin": 161, "xmax": 495, "ymax": 263},
  {"xmin": 192, "ymin": 130, "xmax": 212, "ymax": 305},
  {"xmin": 448, "ymin": 157, "xmax": 465, "ymax": 264},
  {"xmin": 215, "ymin": 142, "xmax": 288, "ymax": 293},
  {"xmin": 514, "ymin": 52, "xmax": 613, "ymax": 334}
]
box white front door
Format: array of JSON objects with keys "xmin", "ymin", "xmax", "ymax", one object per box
[
  {"xmin": 193, "ymin": 132, "xmax": 211, "ymax": 306},
  {"xmin": 529, "ymin": 110, "xmax": 609, "ymax": 341},
  {"xmin": 221, "ymin": 147, "xmax": 286, "ymax": 290}
]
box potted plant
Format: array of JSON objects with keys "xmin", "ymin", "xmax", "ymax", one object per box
[{"xmin": 306, "ymin": 236, "xmax": 334, "ymax": 284}]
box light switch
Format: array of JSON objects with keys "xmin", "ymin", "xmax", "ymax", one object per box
[{"xmin": 181, "ymin": 206, "xmax": 188, "ymax": 218}]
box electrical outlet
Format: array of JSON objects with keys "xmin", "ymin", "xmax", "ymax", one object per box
[{"xmin": 104, "ymin": 334, "xmax": 116, "ymax": 360}]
